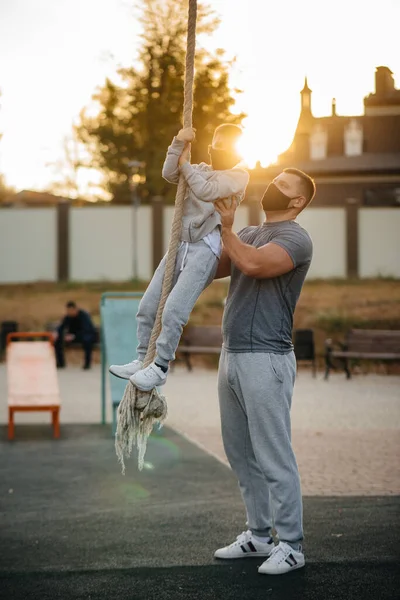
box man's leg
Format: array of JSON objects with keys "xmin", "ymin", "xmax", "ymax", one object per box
[
  {"xmin": 54, "ymin": 335, "xmax": 65, "ymax": 368},
  {"xmin": 82, "ymin": 338, "xmax": 94, "ymax": 369},
  {"xmin": 154, "ymin": 242, "xmax": 218, "ymax": 367},
  {"xmin": 235, "ymin": 351, "xmax": 303, "ymax": 548},
  {"xmin": 218, "ymin": 349, "xmax": 273, "ymax": 537}
]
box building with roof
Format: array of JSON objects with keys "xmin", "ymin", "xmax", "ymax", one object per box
[{"xmin": 248, "ymin": 66, "xmax": 400, "ymax": 276}]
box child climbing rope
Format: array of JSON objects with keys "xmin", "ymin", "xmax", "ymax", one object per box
[{"xmin": 110, "ymin": 124, "xmax": 249, "ymax": 390}]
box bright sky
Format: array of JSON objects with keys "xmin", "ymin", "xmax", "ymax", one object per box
[{"xmin": 0, "ymin": 0, "xmax": 399, "ymax": 193}]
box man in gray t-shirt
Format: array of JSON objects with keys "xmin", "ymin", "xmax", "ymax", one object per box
[{"xmin": 213, "ymin": 168, "xmax": 314, "ymax": 575}]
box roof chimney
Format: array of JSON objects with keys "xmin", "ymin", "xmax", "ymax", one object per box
[
  {"xmin": 375, "ymin": 66, "xmax": 395, "ymax": 97},
  {"xmin": 300, "ymin": 76, "xmax": 312, "ymax": 115}
]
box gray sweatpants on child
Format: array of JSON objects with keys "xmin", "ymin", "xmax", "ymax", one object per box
[
  {"xmin": 136, "ymin": 240, "xmax": 218, "ymax": 367},
  {"xmin": 218, "ymin": 349, "xmax": 303, "ymax": 547}
]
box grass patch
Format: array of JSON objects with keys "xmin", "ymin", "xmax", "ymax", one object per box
[
  {"xmin": 314, "ymin": 311, "xmax": 400, "ymax": 334},
  {"xmin": 0, "ymin": 278, "xmax": 399, "ymax": 359}
]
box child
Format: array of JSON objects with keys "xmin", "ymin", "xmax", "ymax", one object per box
[{"xmin": 109, "ymin": 124, "xmax": 249, "ymax": 391}]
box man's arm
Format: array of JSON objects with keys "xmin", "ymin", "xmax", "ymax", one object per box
[
  {"xmin": 57, "ymin": 316, "xmax": 68, "ymax": 335},
  {"xmin": 215, "ymin": 199, "xmax": 294, "ymax": 279},
  {"xmin": 221, "ymin": 230, "xmax": 294, "ymax": 279},
  {"xmin": 214, "ymin": 249, "xmax": 231, "ymax": 279}
]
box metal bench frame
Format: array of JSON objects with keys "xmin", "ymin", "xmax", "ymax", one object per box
[{"xmin": 325, "ymin": 329, "xmax": 400, "ymax": 380}]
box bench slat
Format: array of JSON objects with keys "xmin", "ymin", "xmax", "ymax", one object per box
[
  {"xmin": 347, "ymin": 330, "xmax": 400, "ymax": 338},
  {"xmin": 180, "ymin": 326, "xmax": 222, "ymax": 351},
  {"xmin": 346, "ymin": 344, "xmax": 400, "ymax": 352},
  {"xmin": 178, "ymin": 345, "xmax": 221, "ymax": 354},
  {"xmin": 332, "ymin": 351, "xmax": 400, "ymax": 360}
]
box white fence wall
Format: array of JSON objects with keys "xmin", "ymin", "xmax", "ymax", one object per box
[
  {"xmin": 297, "ymin": 208, "xmax": 347, "ymax": 278},
  {"xmin": 0, "ymin": 208, "xmax": 57, "ymax": 283},
  {"xmin": 1, "ymin": 205, "xmax": 399, "ymax": 283},
  {"xmin": 359, "ymin": 208, "xmax": 400, "ymax": 278},
  {"xmin": 254, "ymin": 207, "xmax": 347, "ymax": 278},
  {"xmin": 70, "ymin": 206, "xmax": 152, "ymax": 281}
]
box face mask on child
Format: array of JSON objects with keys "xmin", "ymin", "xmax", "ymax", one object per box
[
  {"xmin": 261, "ymin": 183, "xmax": 300, "ymax": 211},
  {"xmin": 209, "ymin": 147, "xmax": 239, "ymax": 171}
]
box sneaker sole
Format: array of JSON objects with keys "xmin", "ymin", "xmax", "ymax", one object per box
[
  {"xmin": 214, "ymin": 551, "xmax": 272, "ymax": 560},
  {"xmin": 130, "ymin": 379, "xmax": 166, "ymax": 391},
  {"xmin": 258, "ymin": 561, "xmax": 305, "ymax": 575}
]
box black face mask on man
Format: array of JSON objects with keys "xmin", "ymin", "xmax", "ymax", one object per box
[{"xmin": 261, "ymin": 182, "xmax": 298, "ymax": 211}]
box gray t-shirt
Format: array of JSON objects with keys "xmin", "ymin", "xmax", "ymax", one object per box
[{"xmin": 222, "ymin": 220, "xmax": 313, "ymax": 354}]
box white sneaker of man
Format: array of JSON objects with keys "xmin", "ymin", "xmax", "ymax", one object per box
[
  {"xmin": 214, "ymin": 530, "xmax": 274, "ymax": 559},
  {"xmin": 109, "ymin": 359, "xmax": 143, "ymax": 380},
  {"xmin": 130, "ymin": 362, "xmax": 167, "ymax": 391},
  {"xmin": 258, "ymin": 541, "xmax": 305, "ymax": 575}
]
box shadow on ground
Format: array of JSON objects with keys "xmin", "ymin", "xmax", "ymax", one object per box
[{"xmin": 1, "ymin": 425, "xmax": 399, "ymax": 600}]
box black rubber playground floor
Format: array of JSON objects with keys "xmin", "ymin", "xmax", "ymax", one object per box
[{"xmin": 1, "ymin": 425, "xmax": 399, "ymax": 600}]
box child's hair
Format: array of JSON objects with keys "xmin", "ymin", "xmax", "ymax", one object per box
[{"xmin": 212, "ymin": 124, "xmax": 243, "ymax": 150}]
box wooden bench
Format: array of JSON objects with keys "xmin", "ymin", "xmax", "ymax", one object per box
[
  {"xmin": 178, "ymin": 326, "xmax": 319, "ymax": 373},
  {"xmin": 325, "ymin": 329, "xmax": 400, "ymax": 379},
  {"xmin": 177, "ymin": 326, "xmax": 223, "ymax": 371},
  {"xmin": 6, "ymin": 332, "xmax": 61, "ymax": 440}
]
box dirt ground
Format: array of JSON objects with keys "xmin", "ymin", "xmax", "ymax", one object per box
[{"xmin": 1, "ymin": 278, "xmax": 399, "ymax": 365}]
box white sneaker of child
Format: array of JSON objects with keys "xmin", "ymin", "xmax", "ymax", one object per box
[
  {"xmin": 109, "ymin": 359, "xmax": 143, "ymax": 380},
  {"xmin": 130, "ymin": 362, "xmax": 168, "ymax": 391}
]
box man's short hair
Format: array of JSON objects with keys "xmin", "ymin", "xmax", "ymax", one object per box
[
  {"xmin": 284, "ymin": 168, "xmax": 316, "ymax": 205},
  {"xmin": 213, "ymin": 124, "xmax": 243, "ymax": 148},
  {"xmin": 66, "ymin": 301, "xmax": 77, "ymax": 309}
]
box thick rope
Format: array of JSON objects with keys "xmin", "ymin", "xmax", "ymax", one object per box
[{"xmin": 115, "ymin": 0, "xmax": 198, "ymax": 473}]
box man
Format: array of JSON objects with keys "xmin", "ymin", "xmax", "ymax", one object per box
[
  {"xmin": 213, "ymin": 168, "xmax": 315, "ymax": 575},
  {"xmin": 54, "ymin": 301, "xmax": 97, "ymax": 370}
]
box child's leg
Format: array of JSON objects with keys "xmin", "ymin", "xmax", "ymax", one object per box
[
  {"xmin": 155, "ymin": 241, "xmax": 218, "ymax": 367},
  {"xmin": 136, "ymin": 255, "xmax": 167, "ymax": 361}
]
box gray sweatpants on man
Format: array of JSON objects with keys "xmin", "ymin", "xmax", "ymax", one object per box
[
  {"xmin": 136, "ymin": 240, "xmax": 218, "ymax": 368},
  {"xmin": 218, "ymin": 349, "xmax": 303, "ymax": 547}
]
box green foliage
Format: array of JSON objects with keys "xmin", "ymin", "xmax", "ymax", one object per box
[{"xmin": 76, "ymin": 0, "xmax": 245, "ymax": 203}]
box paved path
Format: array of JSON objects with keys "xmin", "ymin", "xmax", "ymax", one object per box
[
  {"xmin": 1, "ymin": 425, "xmax": 399, "ymax": 600},
  {"xmin": 1, "ymin": 364, "xmax": 399, "ymax": 495}
]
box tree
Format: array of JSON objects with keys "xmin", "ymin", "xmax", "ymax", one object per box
[
  {"xmin": 46, "ymin": 132, "xmax": 107, "ymax": 202},
  {"xmin": 0, "ymin": 174, "xmax": 15, "ymax": 204},
  {"xmin": 46, "ymin": 135, "xmax": 80, "ymax": 199},
  {"xmin": 77, "ymin": 0, "xmax": 245, "ymax": 203}
]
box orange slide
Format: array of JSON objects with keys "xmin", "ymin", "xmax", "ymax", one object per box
[{"xmin": 7, "ymin": 333, "xmax": 61, "ymax": 440}]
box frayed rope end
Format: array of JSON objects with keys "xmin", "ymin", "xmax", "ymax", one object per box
[{"xmin": 115, "ymin": 382, "xmax": 168, "ymax": 473}]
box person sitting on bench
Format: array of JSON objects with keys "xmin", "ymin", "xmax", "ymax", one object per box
[{"xmin": 54, "ymin": 301, "xmax": 96, "ymax": 370}]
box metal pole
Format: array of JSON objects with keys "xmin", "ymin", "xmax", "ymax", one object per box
[
  {"xmin": 128, "ymin": 161, "xmax": 145, "ymax": 281},
  {"xmin": 132, "ymin": 185, "xmax": 138, "ymax": 280},
  {"xmin": 100, "ymin": 297, "xmax": 106, "ymax": 425}
]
